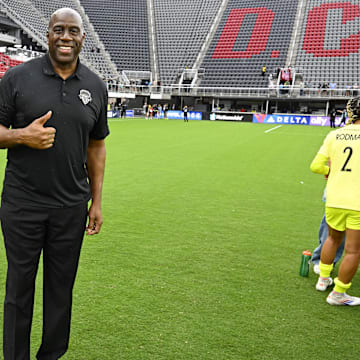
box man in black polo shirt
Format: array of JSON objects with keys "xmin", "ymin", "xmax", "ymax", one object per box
[{"xmin": 0, "ymin": 8, "xmax": 109, "ymax": 360}]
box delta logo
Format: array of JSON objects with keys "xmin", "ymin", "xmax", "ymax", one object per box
[
  {"xmin": 253, "ymin": 114, "xmax": 310, "ymax": 125},
  {"xmin": 253, "ymin": 113, "xmax": 267, "ymax": 123},
  {"xmin": 267, "ymin": 115, "xmax": 309, "ymax": 125}
]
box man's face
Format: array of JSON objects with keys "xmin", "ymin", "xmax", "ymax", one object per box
[{"xmin": 47, "ymin": 10, "xmax": 85, "ymax": 67}]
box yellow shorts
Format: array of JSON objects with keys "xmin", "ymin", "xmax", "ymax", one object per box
[{"xmin": 326, "ymin": 207, "xmax": 360, "ymax": 231}]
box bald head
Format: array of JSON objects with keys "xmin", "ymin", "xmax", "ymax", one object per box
[
  {"xmin": 48, "ymin": 8, "xmax": 84, "ymax": 32},
  {"xmin": 46, "ymin": 7, "xmax": 85, "ymax": 76}
]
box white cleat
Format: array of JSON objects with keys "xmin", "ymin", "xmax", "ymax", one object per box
[
  {"xmin": 327, "ymin": 291, "xmax": 360, "ymax": 306},
  {"xmin": 316, "ymin": 276, "xmax": 333, "ymax": 291},
  {"xmin": 313, "ymin": 264, "xmax": 320, "ymax": 275}
]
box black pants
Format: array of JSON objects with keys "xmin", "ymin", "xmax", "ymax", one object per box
[{"xmin": 0, "ymin": 201, "xmax": 88, "ymax": 360}]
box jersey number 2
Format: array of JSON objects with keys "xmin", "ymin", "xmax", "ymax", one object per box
[{"xmin": 341, "ymin": 146, "xmax": 353, "ymax": 172}]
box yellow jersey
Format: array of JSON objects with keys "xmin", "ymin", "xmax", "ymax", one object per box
[{"xmin": 310, "ymin": 124, "xmax": 360, "ymax": 211}]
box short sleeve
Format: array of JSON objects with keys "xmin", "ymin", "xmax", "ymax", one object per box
[
  {"xmin": 89, "ymin": 84, "xmax": 109, "ymax": 140},
  {"xmin": 0, "ymin": 69, "xmax": 16, "ymax": 128},
  {"xmin": 317, "ymin": 132, "xmax": 332, "ymax": 158}
]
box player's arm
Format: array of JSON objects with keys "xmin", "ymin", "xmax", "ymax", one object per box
[
  {"xmin": 310, "ymin": 153, "xmax": 330, "ymax": 175},
  {"xmin": 0, "ymin": 111, "xmax": 55, "ymax": 149},
  {"xmin": 0, "ymin": 124, "xmax": 25, "ymax": 148},
  {"xmin": 86, "ymin": 138, "xmax": 106, "ymax": 235}
]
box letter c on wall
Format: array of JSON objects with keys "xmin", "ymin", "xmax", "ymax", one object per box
[{"xmin": 303, "ymin": 2, "xmax": 360, "ymax": 57}]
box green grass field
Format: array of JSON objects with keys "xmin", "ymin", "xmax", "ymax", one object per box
[{"xmin": 0, "ymin": 118, "xmax": 360, "ymax": 359}]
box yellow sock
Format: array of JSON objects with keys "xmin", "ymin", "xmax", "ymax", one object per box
[
  {"xmin": 334, "ymin": 277, "xmax": 352, "ymax": 293},
  {"xmin": 319, "ymin": 261, "xmax": 333, "ymax": 278}
]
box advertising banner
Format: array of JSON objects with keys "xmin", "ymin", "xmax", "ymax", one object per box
[
  {"xmin": 212, "ymin": 113, "xmax": 253, "ymax": 122},
  {"xmin": 126, "ymin": 110, "xmax": 134, "ymax": 118},
  {"xmin": 309, "ymin": 116, "xmax": 344, "ymax": 127},
  {"xmin": 107, "ymin": 110, "xmax": 133, "ymax": 118},
  {"xmin": 107, "ymin": 110, "xmax": 120, "ymax": 118},
  {"xmin": 253, "ymin": 114, "xmax": 347, "ymax": 127},
  {"xmin": 167, "ymin": 111, "xmax": 202, "ymax": 120},
  {"xmin": 253, "ymin": 114, "xmax": 310, "ymax": 125}
]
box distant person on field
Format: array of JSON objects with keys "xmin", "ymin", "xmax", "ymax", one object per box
[
  {"xmin": 310, "ymin": 97, "xmax": 360, "ymax": 305},
  {"xmin": 183, "ymin": 105, "xmax": 188, "ymax": 122},
  {"xmin": 153, "ymin": 104, "xmax": 158, "ymax": 118},
  {"xmin": 143, "ymin": 102, "xmax": 148, "ymax": 118},
  {"xmin": 329, "ymin": 109, "xmax": 336, "ymax": 128},
  {"xmin": 121, "ymin": 102, "xmax": 127, "ymax": 118},
  {"xmin": 163, "ymin": 103, "xmax": 168, "ymax": 119},
  {"xmin": 148, "ymin": 104, "xmax": 153, "ymax": 119},
  {"xmin": 339, "ymin": 109, "xmax": 347, "ymax": 127}
]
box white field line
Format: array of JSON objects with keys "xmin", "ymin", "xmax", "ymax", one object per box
[{"xmin": 264, "ymin": 125, "xmax": 282, "ymax": 133}]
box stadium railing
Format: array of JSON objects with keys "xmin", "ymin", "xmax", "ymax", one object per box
[{"xmin": 106, "ymin": 83, "xmax": 356, "ymax": 99}]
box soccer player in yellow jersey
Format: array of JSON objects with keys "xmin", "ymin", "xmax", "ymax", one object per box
[{"xmin": 310, "ymin": 97, "xmax": 360, "ymax": 305}]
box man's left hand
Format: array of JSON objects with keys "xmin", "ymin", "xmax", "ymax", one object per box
[{"xmin": 86, "ymin": 203, "xmax": 103, "ymax": 235}]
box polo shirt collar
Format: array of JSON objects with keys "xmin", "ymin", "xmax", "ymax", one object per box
[{"xmin": 42, "ymin": 52, "xmax": 85, "ymax": 80}]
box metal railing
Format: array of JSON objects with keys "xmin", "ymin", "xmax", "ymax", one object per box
[{"xmin": 107, "ymin": 83, "xmax": 357, "ymax": 99}]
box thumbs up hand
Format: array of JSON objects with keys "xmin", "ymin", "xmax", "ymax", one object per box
[{"xmin": 20, "ymin": 111, "xmax": 56, "ymax": 149}]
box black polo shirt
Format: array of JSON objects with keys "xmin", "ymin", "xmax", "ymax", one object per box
[{"xmin": 0, "ymin": 53, "xmax": 109, "ymax": 208}]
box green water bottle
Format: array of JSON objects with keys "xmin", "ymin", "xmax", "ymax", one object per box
[{"xmin": 299, "ymin": 250, "xmax": 312, "ymax": 277}]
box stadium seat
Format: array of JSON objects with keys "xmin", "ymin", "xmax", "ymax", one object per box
[
  {"xmin": 199, "ymin": 0, "xmax": 299, "ymax": 88},
  {"xmin": 295, "ymin": 0, "xmax": 360, "ymax": 89},
  {"xmin": 80, "ymin": 0, "xmax": 151, "ymax": 74}
]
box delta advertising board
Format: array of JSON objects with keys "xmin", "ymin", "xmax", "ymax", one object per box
[
  {"xmin": 148, "ymin": 111, "xmax": 203, "ymax": 120},
  {"xmin": 167, "ymin": 110, "xmax": 203, "ymax": 120},
  {"xmin": 107, "ymin": 110, "xmax": 134, "ymax": 118},
  {"xmin": 253, "ymin": 114, "xmax": 344, "ymax": 127}
]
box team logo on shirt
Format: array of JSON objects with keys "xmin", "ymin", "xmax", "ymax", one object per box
[{"xmin": 78, "ymin": 89, "xmax": 92, "ymax": 105}]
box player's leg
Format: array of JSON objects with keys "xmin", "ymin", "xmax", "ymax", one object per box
[
  {"xmin": 334, "ymin": 236, "xmax": 345, "ymax": 265},
  {"xmin": 320, "ymin": 226, "xmax": 344, "ymax": 265},
  {"xmin": 1, "ymin": 201, "xmax": 45, "ymax": 359},
  {"xmin": 327, "ymin": 229, "xmax": 360, "ymax": 305},
  {"xmin": 316, "ymin": 226, "xmax": 343, "ymax": 290},
  {"xmin": 313, "ymin": 215, "xmax": 345, "ymax": 271},
  {"xmin": 316, "ymin": 207, "xmax": 345, "ymax": 291},
  {"xmin": 337, "ymin": 229, "xmax": 360, "ymax": 283},
  {"xmin": 36, "ymin": 202, "xmax": 88, "ymax": 360},
  {"xmin": 312, "ymin": 214, "xmax": 328, "ymax": 274},
  {"xmin": 327, "ymin": 210, "xmax": 360, "ymax": 305}
]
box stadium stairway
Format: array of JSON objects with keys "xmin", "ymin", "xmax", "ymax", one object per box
[
  {"xmin": 80, "ymin": 0, "xmax": 151, "ymax": 79},
  {"xmin": 0, "ymin": 0, "xmax": 120, "ymax": 80},
  {"xmin": 192, "ymin": 0, "xmax": 230, "ymax": 82},
  {"xmin": 0, "ymin": 0, "xmax": 48, "ymax": 50},
  {"xmin": 30, "ymin": 0, "xmax": 119, "ymax": 79},
  {"xmin": 153, "ymin": 0, "xmax": 223, "ymax": 85}
]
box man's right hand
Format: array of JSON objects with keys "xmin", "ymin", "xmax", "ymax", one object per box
[{"xmin": 20, "ymin": 111, "xmax": 56, "ymax": 149}]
